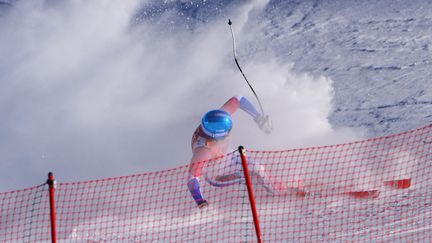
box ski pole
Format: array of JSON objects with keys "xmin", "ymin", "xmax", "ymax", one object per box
[{"xmin": 228, "ymin": 19, "xmax": 266, "ymax": 115}]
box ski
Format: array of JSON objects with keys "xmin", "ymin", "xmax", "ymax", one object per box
[{"xmin": 280, "ymin": 178, "xmax": 412, "ymax": 199}]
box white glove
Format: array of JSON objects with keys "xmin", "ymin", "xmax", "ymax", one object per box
[{"xmin": 254, "ymin": 114, "xmax": 272, "ymax": 134}]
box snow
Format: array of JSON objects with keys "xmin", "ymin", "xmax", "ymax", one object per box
[{"xmin": 243, "ymin": 0, "xmax": 432, "ymax": 136}]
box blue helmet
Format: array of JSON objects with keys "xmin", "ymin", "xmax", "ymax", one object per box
[{"xmin": 201, "ymin": 109, "xmax": 232, "ymax": 139}]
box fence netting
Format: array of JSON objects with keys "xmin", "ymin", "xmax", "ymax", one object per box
[{"xmin": 1, "ymin": 125, "xmax": 432, "ymax": 242}]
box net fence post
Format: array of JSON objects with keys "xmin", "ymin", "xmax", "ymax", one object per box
[
  {"xmin": 238, "ymin": 146, "xmax": 263, "ymax": 243},
  {"xmin": 47, "ymin": 172, "xmax": 57, "ymax": 243}
]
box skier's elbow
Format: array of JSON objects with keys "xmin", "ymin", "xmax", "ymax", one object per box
[{"xmin": 233, "ymin": 95, "xmax": 244, "ymax": 102}]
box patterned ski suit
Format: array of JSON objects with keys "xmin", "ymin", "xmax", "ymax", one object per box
[{"xmin": 187, "ymin": 96, "xmax": 276, "ymax": 207}]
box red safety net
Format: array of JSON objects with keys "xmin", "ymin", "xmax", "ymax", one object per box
[{"xmin": 1, "ymin": 124, "xmax": 432, "ymax": 242}]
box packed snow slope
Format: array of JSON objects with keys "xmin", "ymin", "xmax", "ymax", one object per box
[
  {"xmin": 0, "ymin": 0, "xmax": 431, "ymax": 191},
  {"xmin": 137, "ymin": 0, "xmax": 432, "ymax": 136}
]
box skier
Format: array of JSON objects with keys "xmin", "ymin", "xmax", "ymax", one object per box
[{"xmin": 187, "ymin": 96, "xmax": 274, "ymax": 208}]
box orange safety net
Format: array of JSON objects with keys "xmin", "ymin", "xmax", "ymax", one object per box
[{"xmin": 1, "ymin": 125, "xmax": 431, "ymax": 242}]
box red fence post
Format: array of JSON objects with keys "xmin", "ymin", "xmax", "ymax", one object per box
[
  {"xmin": 47, "ymin": 172, "xmax": 57, "ymax": 243},
  {"xmin": 238, "ymin": 146, "xmax": 263, "ymax": 243}
]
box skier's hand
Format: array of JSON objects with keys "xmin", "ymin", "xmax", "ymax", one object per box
[
  {"xmin": 198, "ymin": 200, "xmax": 209, "ymax": 209},
  {"xmin": 254, "ymin": 114, "xmax": 272, "ymax": 134}
]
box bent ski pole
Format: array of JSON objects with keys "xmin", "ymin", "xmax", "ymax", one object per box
[{"xmin": 228, "ymin": 19, "xmax": 265, "ymax": 115}]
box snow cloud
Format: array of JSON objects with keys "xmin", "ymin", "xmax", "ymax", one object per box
[{"xmin": 0, "ymin": 0, "xmax": 361, "ymax": 191}]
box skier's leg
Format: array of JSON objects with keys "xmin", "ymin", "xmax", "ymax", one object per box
[
  {"xmin": 247, "ymin": 159, "xmax": 281, "ymax": 195},
  {"xmin": 204, "ymin": 153, "xmax": 245, "ymax": 187},
  {"xmin": 204, "ymin": 152, "xmax": 287, "ymax": 195},
  {"xmin": 211, "ymin": 152, "xmax": 282, "ymax": 195},
  {"xmin": 247, "ymin": 159, "xmax": 308, "ymax": 196}
]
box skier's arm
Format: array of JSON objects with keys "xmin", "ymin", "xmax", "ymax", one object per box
[
  {"xmin": 220, "ymin": 96, "xmax": 261, "ymax": 119},
  {"xmin": 188, "ymin": 147, "xmax": 212, "ymax": 207},
  {"xmin": 221, "ymin": 96, "xmax": 272, "ymax": 134}
]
